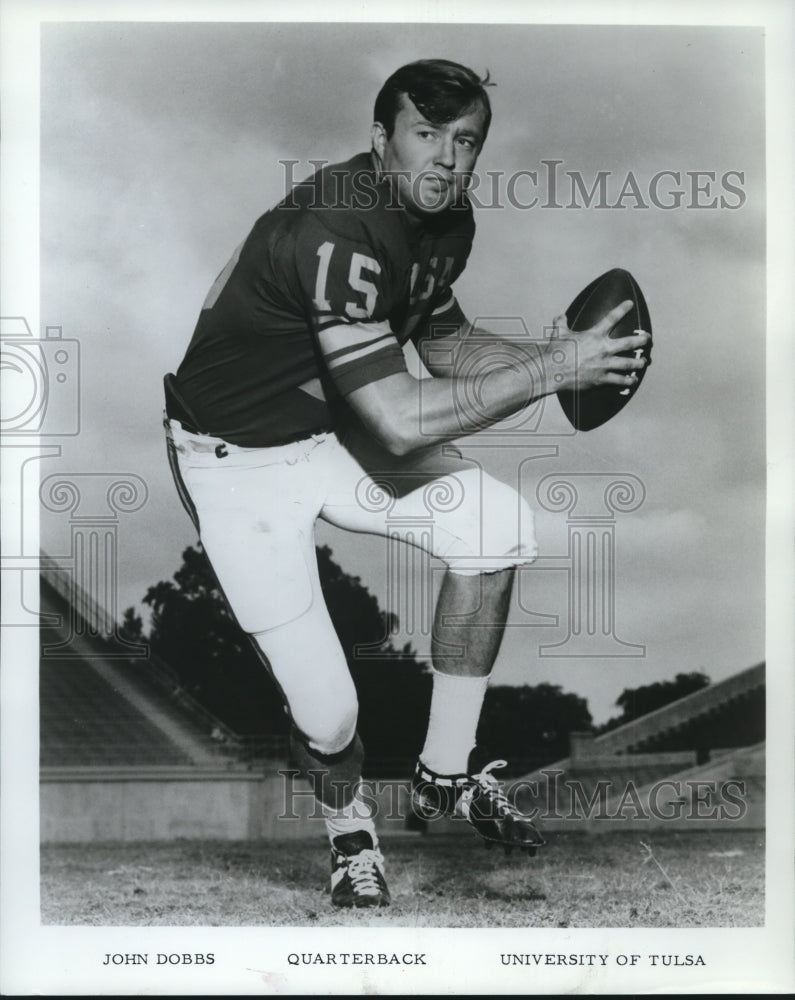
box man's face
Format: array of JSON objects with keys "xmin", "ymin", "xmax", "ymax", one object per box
[{"xmin": 372, "ymin": 95, "xmax": 487, "ymax": 216}]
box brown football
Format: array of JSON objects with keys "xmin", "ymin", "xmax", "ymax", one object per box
[{"xmin": 557, "ymin": 268, "xmax": 652, "ymax": 431}]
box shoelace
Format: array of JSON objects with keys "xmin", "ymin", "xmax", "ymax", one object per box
[
  {"xmin": 459, "ymin": 759, "xmax": 519, "ymax": 818},
  {"xmin": 345, "ymin": 849, "xmax": 385, "ymax": 895}
]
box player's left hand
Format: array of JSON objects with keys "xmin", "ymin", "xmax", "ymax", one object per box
[{"xmin": 549, "ymin": 302, "xmax": 651, "ymax": 394}]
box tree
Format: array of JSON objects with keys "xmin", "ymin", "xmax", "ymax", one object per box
[
  {"xmin": 599, "ymin": 671, "xmax": 711, "ymax": 733},
  {"xmin": 477, "ymin": 682, "xmax": 593, "ymax": 774},
  {"xmin": 138, "ymin": 544, "xmax": 288, "ymax": 734},
  {"xmin": 314, "ymin": 543, "xmax": 432, "ymax": 775},
  {"xmin": 127, "ymin": 544, "xmax": 432, "ymax": 769},
  {"xmin": 128, "ymin": 545, "xmax": 597, "ymax": 777}
]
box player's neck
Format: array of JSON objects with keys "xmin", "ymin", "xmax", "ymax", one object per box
[{"xmin": 370, "ymin": 149, "xmax": 425, "ymax": 231}]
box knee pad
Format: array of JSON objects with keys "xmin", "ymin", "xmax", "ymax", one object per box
[
  {"xmin": 303, "ymin": 706, "xmax": 359, "ymax": 757},
  {"xmin": 443, "ymin": 476, "xmax": 538, "ymax": 575},
  {"xmin": 291, "ymin": 726, "xmax": 363, "ymax": 768},
  {"xmin": 276, "ymin": 673, "xmax": 357, "ymax": 757}
]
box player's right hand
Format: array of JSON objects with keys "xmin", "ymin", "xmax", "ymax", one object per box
[{"xmin": 550, "ymin": 300, "xmax": 651, "ymax": 393}]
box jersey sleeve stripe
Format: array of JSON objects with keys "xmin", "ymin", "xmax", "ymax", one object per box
[
  {"xmin": 317, "ymin": 323, "xmax": 408, "ymax": 396},
  {"xmin": 324, "ymin": 333, "xmax": 394, "ymax": 365},
  {"xmin": 331, "ymin": 344, "xmax": 408, "ymax": 395},
  {"xmin": 317, "ymin": 319, "xmax": 392, "ymax": 355},
  {"xmin": 325, "ymin": 337, "xmax": 397, "ymax": 370}
]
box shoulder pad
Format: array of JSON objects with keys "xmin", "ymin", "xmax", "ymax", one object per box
[{"xmin": 287, "ymin": 153, "xmax": 406, "ymax": 248}]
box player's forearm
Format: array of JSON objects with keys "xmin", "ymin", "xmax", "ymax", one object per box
[
  {"xmin": 419, "ymin": 325, "xmax": 547, "ymax": 379},
  {"xmin": 348, "ymin": 363, "xmax": 555, "ymax": 456},
  {"xmin": 406, "ymin": 363, "xmax": 554, "ymax": 446}
]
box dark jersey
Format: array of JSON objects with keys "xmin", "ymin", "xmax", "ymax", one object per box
[{"xmin": 172, "ymin": 152, "xmax": 474, "ymax": 446}]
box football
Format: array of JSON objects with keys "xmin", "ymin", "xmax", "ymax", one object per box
[{"xmin": 557, "ymin": 268, "xmax": 652, "ymax": 431}]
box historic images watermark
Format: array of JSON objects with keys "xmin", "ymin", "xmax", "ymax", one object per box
[
  {"xmin": 279, "ymin": 158, "xmax": 747, "ymax": 212},
  {"xmin": 277, "ymin": 768, "xmax": 748, "ymax": 824}
]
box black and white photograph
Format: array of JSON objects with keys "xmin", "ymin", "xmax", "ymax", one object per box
[{"xmin": 1, "ymin": 0, "xmax": 793, "ymax": 995}]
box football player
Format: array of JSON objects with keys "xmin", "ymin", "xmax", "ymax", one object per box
[{"xmin": 164, "ymin": 59, "xmax": 649, "ymax": 908}]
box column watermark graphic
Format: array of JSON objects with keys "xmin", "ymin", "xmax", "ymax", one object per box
[
  {"xmin": 40, "ymin": 474, "xmax": 149, "ymax": 658},
  {"xmin": 351, "ymin": 470, "xmax": 467, "ymax": 659},
  {"xmin": 533, "ymin": 472, "xmax": 646, "ymax": 658},
  {"xmin": 1, "ymin": 316, "xmax": 149, "ymax": 648},
  {"xmin": 346, "ymin": 459, "xmax": 648, "ymax": 659}
]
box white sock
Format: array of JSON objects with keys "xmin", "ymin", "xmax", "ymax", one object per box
[
  {"xmin": 322, "ymin": 790, "xmax": 377, "ymax": 846},
  {"xmin": 420, "ymin": 669, "xmax": 490, "ymax": 775}
]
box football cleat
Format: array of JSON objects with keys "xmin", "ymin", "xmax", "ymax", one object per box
[
  {"xmin": 330, "ymin": 830, "xmax": 391, "ymax": 908},
  {"xmin": 411, "ymin": 755, "xmax": 545, "ymax": 855}
]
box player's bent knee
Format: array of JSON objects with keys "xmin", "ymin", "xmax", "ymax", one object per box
[
  {"xmin": 444, "ymin": 479, "xmax": 538, "ymax": 575},
  {"xmin": 303, "ymin": 706, "xmax": 359, "ymax": 757},
  {"xmin": 275, "ymin": 673, "xmax": 359, "ymax": 757},
  {"xmin": 249, "ymin": 612, "xmax": 359, "ymax": 756}
]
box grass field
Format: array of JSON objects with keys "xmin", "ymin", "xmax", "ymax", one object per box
[{"xmin": 41, "ymin": 830, "xmax": 764, "ymax": 928}]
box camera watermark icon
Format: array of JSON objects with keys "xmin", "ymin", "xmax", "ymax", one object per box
[
  {"xmin": 0, "ymin": 317, "xmax": 80, "ymax": 436},
  {"xmin": 0, "ymin": 317, "xmax": 81, "ymax": 625},
  {"xmin": 418, "ymin": 316, "xmax": 577, "ymax": 439},
  {"xmin": 1, "ymin": 318, "xmax": 148, "ymax": 647}
]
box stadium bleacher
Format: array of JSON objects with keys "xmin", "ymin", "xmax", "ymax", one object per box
[
  {"xmin": 39, "ymin": 562, "xmax": 293, "ymax": 842},
  {"xmin": 40, "ymin": 657, "xmax": 195, "ymax": 767},
  {"xmin": 38, "ymin": 553, "xmax": 765, "ymax": 841},
  {"xmin": 38, "ymin": 567, "xmax": 258, "ymax": 770}
]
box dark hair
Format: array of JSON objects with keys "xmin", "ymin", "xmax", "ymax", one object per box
[{"xmin": 373, "ymin": 59, "xmax": 493, "ymax": 140}]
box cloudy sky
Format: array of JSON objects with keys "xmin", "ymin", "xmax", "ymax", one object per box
[{"xmin": 37, "ymin": 20, "xmax": 767, "ymax": 724}]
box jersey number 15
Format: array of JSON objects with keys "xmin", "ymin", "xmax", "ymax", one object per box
[{"xmin": 313, "ymin": 241, "xmax": 381, "ymax": 321}]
